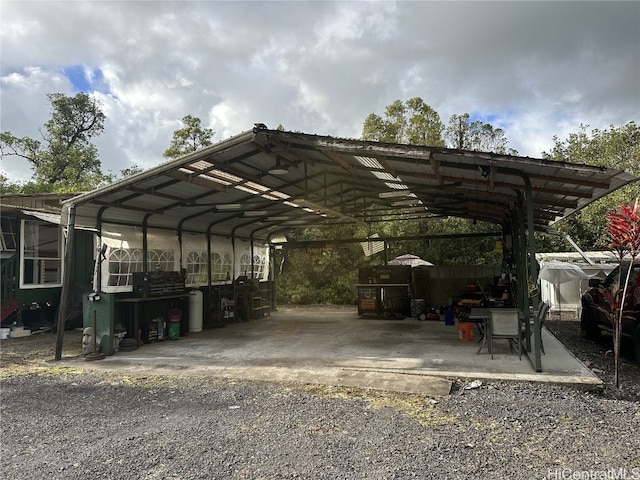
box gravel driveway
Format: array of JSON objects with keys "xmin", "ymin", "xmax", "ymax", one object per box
[{"xmin": 1, "ymin": 313, "xmax": 639, "ymax": 480}]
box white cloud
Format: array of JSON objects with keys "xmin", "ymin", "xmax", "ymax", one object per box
[
  {"xmin": 1, "ymin": 1, "xmax": 638, "ymax": 183},
  {"xmin": 313, "ymin": 2, "xmax": 398, "ymax": 46},
  {"xmin": 210, "ymin": 101, "xmax": 249, "ymax": 140}
]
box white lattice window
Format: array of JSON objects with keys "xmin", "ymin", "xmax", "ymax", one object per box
[
  {"xmin": 147, "ymin": 250, "xmax": 175, "ymax": 271},
  {"xmin": 106, "ymin": 249, "xmax": 176, "ymax": 287},
  {"xmin": 239, "ymin": 253, "xmax": 251, "ymax": 277},
  {"xmin": 240, "ymin": 253, "xmax": 266, "ymax": 279},
  {"xmin": 186, "ymin": 251, "xmax": 208, "ymax": 285},
  {"xmin": 253, "ymin": 253, "xmax": 266, "ymax": 279},
  {"xmin": 20, "ymin": 220, "xmax": 62, "ymax": 288},
  {"xmin": 107, "ymin": 248, "xmax": 144, "ymax": 287},
  {"xmin": 211, "ymin": 252, "xmax": 232, "ymax": 282},
  {"xmin": 240, "ymin": 253, "xmax": 265, "ymax": 279}
]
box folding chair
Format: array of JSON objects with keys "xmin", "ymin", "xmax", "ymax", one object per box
[
  {"xmin": 488, "ymin": 308, "xmax": 522, "ymax": 360},
  {"xmin": 521, "ymin": 301, "xmax": 550, "ymax": 353}
]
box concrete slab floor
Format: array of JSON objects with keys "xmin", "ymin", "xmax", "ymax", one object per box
[{"xmin": 72, "ymin": 306, "xmax": 602, "ymax": 396}]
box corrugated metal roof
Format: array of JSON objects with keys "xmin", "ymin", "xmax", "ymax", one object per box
[
  {"xmin": 1, "ymin": 193, "xmax": 76, "ymax": 213},
  {"xmin": 62, "ymin": 125, "xmax": 638, "ymax": 240}
]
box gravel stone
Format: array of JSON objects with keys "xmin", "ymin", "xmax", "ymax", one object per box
[{"xmin": 1, "ymin": 314, "xmax": 639, "ymax": 479}]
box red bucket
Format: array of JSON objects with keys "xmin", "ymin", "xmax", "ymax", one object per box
[
  {"xmin": 168, "ymin": 308, "xmax": 182, "ymax": 322},
  {"xmin": 168, "ymin": 308, "xmax": 182, "ymax": 340},
  {"xmin": 458, "ymin": 322, "xmax": 474, "ymax": 342}
]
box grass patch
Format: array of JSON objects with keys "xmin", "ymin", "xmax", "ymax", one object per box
[
  {"xmin": 0, "ymin": 364, "xmax": 88, "ymax": 378},
  {"xmin": 301, "ymin": 383, "xmax": 458, "ymax": 426},
  {"xmin": 97, "ymin": 372, "xmax": 182, "ymax": 389}
]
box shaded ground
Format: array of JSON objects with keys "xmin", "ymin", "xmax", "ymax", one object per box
[{"xmin": 1, "ymin": 309, "xmax": 639, "ymax": 400}]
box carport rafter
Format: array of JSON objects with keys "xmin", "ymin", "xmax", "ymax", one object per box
[
  {"xmin": 62, "ymin": 127, "xmax": 637, "ymax": 240},
  {"xmin": 57, "ymin": 126, "xmax": 638, "ymax": 369},
  {"xmin": 92, "ymin": 199, "xmax": 163, "ymax": 215},
  {"xmin": 269, "ymin": 141, "xmax": 593, "ymax": 230},
  {"xmin": 272, "ymin": 231, "xmax": 503, "ymax": 249}
]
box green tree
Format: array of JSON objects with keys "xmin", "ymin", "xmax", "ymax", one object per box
[
  {"xmin": 545, "ymin": 122, "xmax": 640, "ymax": 173},
  {"xmin": 0, "ymin": 93, "xmax": 108, "ymax": 191},
  {"xmin": 0, "ymin": 174, "xmax": 21, "ymax": 195},
  {"xmin": 543, "ymin": 122, "xmax": 640, "ymax": 250},
  {"xmin": 116, "ymin": 165, "xmax": 144, "ymax": 179},
  {"xmin": 163, "ymin": 115, "xmax": 214, "ymax": 159},
  {"xmin": 276, "ymin": 224, "xmax": 366, "ymax": 305},
  {"xmin": 445, "ymin": 113, "xmax": 517, "ymax": 154},
  {"xmin": 362, "ymin": 97, "xmax": 445, "ymax": 146},
  {"xmin": 418, "ymin": 217, "xmax": 502, "ymax": 266}
]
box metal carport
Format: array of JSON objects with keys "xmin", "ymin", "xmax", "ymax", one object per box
[{"xmin": 55, "ymin": 124, "xmax": 638, "ymax": 371}]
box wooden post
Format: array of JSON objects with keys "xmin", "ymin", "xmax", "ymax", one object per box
[{"xmin": 55, "ymin": 205, "xmax": 76, "ymax": 361}]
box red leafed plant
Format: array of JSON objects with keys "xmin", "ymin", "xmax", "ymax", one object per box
[{"xmin": 604, "ymin": 199, "xmax": 640, "ymax": 389}]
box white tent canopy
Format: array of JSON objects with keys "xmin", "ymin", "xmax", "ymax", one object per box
[
  {"xmin": 538, "ymin": 261, "xmax": 590, "ymax": 284},
  {"xmin": 387, "ymin": 254, "xmax": 434, "ymax": 267},
  {"xmin": 538, "ymin": 261, "xmax": 615, "ymax": 315}
]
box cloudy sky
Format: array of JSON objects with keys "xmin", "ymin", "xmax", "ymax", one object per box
[{"xmin": 1, "ymin": 1, "xmax": 639, "ymax": 183}]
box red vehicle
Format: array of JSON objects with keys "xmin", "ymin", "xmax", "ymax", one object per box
[{"xmin": 581, "ymin": 262, "xmax": 640, "ymax": 363}]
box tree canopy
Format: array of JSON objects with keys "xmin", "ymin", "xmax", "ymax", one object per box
[
  {"xmin": 1, "ymin": 92, "xmax": 109, "ymax": 192},
  {"xmin": 362, "ymin": 97, "xmax": 445, "ymax": 146},
  {"xmin": 362, "ymin": 97, "xmax": 518, "ymax": 154},
  {"xmin": 163, "ymin": 114, "xmax": 214, "ymax": 159},
  {"xmin": 542, "ymin": 122, "xmax": 640, "ymax": 250},
  {"xmin": 445, "ymin": 113, "xmax": 517, "ymax": 154}
]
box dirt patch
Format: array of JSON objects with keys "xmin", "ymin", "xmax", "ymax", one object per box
[{"xmin": 0, "ymin": 329, "xmax": 83, "ymax": 375}]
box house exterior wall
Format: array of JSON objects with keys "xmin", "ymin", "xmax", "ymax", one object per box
[{"xmin": 0, "ymin": 211, "xmax": 95, "ymax": 329}]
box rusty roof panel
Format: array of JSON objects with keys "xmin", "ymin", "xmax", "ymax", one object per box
[{"xmin": 63, "ymin": 127, "xmax": 638, "ymax": 240}]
